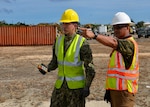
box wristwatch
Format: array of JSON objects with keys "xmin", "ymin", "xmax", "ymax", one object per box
[
  {"xmin": 93, "ymin": 31, "xmax": 99, "ymax": 39},
  {"xmin": 93, "ymin": 34, "xmax": 98, "ymax": 39}
]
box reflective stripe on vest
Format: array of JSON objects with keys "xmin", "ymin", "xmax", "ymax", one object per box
[
  {"xmin": 55, "ymin": 34, "xmax": 85, "ymax": 89},
  {"xmin": 106, "ymin": 37, "xmax": 139, "ymax": 93},
  {"xmin": 58, "ymin": 75, "xmax": 85, "ymax": 81}
]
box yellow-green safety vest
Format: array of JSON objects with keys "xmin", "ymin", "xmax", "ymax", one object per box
[{"xmin": 55, "ymin": 34, "xmax": 86, "ymax": 89}]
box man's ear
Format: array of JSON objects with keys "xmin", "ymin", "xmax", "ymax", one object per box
[
  {"xmin": 74, "ymin": 23, "xmax": 78, "ymax": 29},
  {"xmin": 127, "ymin": 25, "xmax": 130, "ymax": 30}
]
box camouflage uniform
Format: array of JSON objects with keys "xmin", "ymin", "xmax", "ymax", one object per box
[
  {"xmin": 116, "ymin": 35, "xmax": 134, "ymax": 69},
  {"xmin": 48, "ymin": 34, "xmax": 95, "ymax": 107}
]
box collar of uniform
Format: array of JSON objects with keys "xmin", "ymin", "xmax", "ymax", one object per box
[
  {"xmin": 122, "ymin": 35, "xmax": 132, "ymax": 39},
  {"xmin": 65, "ymin": 33, "xmax": 76, "ymax": 41}
]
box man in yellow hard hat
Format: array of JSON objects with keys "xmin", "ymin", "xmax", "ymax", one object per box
[
  {"xmin": 43, "ymin": 9, "xmax": 95, "ymax": 107},
  {"xmin": 79, "ymin": 12, "xmax": 139, "ymax": 107}
]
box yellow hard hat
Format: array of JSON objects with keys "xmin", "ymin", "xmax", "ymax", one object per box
[{"xmin": 60, "ymin": 9, "xmax": 79, "ymax": 23}]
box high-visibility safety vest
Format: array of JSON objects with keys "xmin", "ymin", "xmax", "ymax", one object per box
[
  {"xmin": 55, "ymin": 34, "xmax": 86, "ymax": 89},
  {"xmin": 106, "ymin": 37, "xmax": 139, "ymax": 93}
]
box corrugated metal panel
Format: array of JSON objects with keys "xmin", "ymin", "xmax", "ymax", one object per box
[{"xmin": 0, "ymin": 26, "xmax": 56, "ymax": 46}]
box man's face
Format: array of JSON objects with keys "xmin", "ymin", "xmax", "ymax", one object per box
[
  {"xmin": 113, "ymin": 24, "xmax": 129, "ymax": 38},
  {"xmin": 61, "ymin": 22, "xmax": 76, "ymax": 35}
]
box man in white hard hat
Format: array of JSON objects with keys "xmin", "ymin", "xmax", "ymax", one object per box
[{"xmin": 79, "ymin": 12, "xmax": 139, "ymax": 107}]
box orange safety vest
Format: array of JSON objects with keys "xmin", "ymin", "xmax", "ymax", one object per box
[{"xmin": 106, "ymin": 37, "xmax": 139, "ymax": 93}]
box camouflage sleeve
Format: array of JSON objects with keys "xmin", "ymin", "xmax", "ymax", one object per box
[
  {"xmin": 116, "ymin": 39, "xmax": 134, "ymax": 69},
  {"xmin": 47, "ymin": 41, "xmax": 58, "ymax": 72},
  {"xmin": 80, "ymin": 40, "xmax": 95, "ymax": 88}
]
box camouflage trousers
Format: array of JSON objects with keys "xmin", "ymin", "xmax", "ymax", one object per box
[{"xmin": 50, "ymin": 80, "xmax": 85, "ymax": 107}]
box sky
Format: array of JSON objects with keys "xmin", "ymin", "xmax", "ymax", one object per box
[{"xmin": 0, "ymin": 0, "xmax": 150, "ymax": 25}]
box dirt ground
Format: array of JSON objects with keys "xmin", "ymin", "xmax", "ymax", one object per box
[{"xmin": 0, "ymin": 36, "xmax": 150, "ymax": 107}]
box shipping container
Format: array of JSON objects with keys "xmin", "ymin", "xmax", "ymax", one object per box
[{"xmin": 0, "ymin": 26, "xmax": 56, "ymax": 46}]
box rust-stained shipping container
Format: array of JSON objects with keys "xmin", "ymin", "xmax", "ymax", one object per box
[{"xmin": 0, "ymin": 26, "xmax": 56, "ymax": 46}]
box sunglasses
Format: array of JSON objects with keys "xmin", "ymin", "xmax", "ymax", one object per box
[{"xmin": 113, "ymin": 24, "xmax": 128, "ymax": 29}]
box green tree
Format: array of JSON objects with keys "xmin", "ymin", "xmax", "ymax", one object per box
[{"xmin": 136, "ymin": 21, "xmax": 144, "ymax": 28}]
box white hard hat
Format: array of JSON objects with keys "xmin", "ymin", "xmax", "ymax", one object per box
[{"xmin": 112, "ymin": 12, "xmax": 132, "ymax": 25}]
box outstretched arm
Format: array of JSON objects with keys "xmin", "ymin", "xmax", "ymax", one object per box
[{"xmin": 79, "ymin": 27, "xmax": 118, "ymax": 49}]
